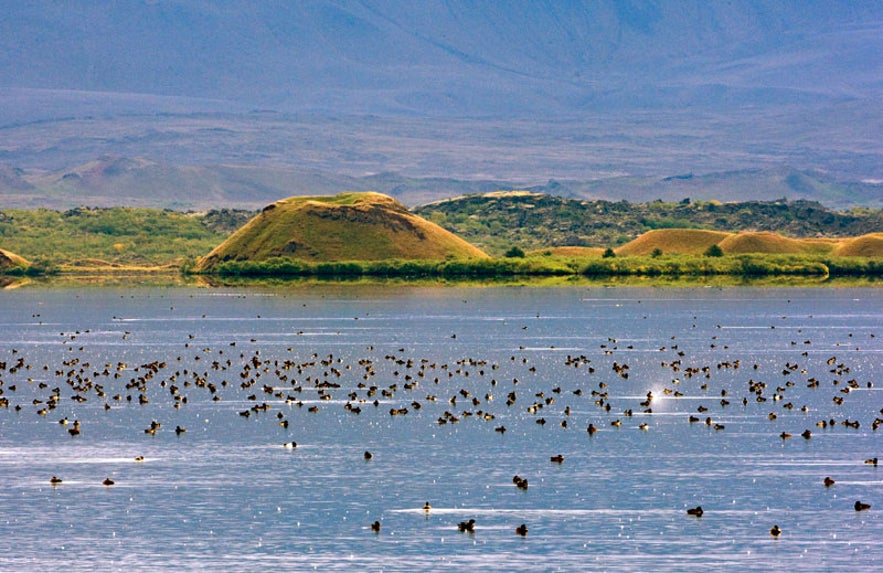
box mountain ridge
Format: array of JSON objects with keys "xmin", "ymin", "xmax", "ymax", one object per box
[
  {"xmin": 0, "ymin": 156, "xmax": 878, "ymax": 211},
  {"xmin": 1, "ymin": 1, "xmax": 880, "ymax": 205}
]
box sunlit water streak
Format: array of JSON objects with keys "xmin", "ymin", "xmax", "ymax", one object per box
[{"xmin": 0, "ymin": 285, "xmax": 880, "ymax": 572}]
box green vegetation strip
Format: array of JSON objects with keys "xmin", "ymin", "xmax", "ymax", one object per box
[{"xmin": 204, "ymin": 254, "xmax": 882, "ymax": 279}]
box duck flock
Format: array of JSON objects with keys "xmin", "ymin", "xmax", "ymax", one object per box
[{"xmin": 0, "ymin": 288, "xmax": 880, "ymax": 565}]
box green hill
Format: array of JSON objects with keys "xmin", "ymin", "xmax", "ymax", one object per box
[
  {"xmin": 615, "ymin": 229, "xmax": 883, "ymax": 258},
  {"xmin": 195, "ymin": 192, "xmax": 487, "ymax": 272},
  {"xmin": 615, "ymin": 229, "xmax": 731, "ymax": 256},
  {"xmin": 414, "ymin": 192, "xmax": 883, "ymax": 256}
]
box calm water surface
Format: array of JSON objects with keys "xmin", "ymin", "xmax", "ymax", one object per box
[{"xmin": 0, "ymin": 285, "xmax": 880, "ymax": 572}]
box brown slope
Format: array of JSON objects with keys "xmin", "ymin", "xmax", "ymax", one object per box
[{"xmin": 196, "ymin": 192, "xmax": 487, "ymax": 271}]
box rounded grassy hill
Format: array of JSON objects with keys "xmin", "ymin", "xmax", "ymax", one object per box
[
  {"xmin": 615, "ymin": 229, "xmax": 883, "ymax": 258},
  {"xmin": 195, "ymin": 192, "xmax": 488, "ymax": 272},
  {"xmin": 615, "ymin": 229, "xmax": 731, "ymax": 256}
]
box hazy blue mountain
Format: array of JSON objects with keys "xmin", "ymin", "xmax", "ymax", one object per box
[
  {"xmin": 3, "ymin": 0, "xmax": 878, "ymax": 117},
  {"xmin": 0, "ymin": 1, "xmax": 880, "ymax": 207}
]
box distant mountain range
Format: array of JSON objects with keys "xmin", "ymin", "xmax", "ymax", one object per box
[
  {"xmin": 1, "ymin": 1, "xmax": 880, "ymax": 206},
  {"xmin": 0, "ymin": 155, "xmax": 879, "ymax": 211}
]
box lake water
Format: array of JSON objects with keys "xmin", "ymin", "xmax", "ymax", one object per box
[{"xmin": 0, "ymin": 284, "xmax": 880, "ymax": 572}]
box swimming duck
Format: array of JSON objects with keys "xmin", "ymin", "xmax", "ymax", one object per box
[
  {"xmin": 457, "ymin": 518, "xmax": 476, "ymax": 533},
  {"xmin": 283, "ymin": 442, "xmax": 297, "ymax": 448},
  {"xmin": 865, "ymin": 457, "xmax": 878, "ymax": 466},
  {"xmin": 102, "ymin": 477, "xmax": 115, "ymax": 486},
  {"xmin": 363, "ymin": 451, "xmax": 373, "ymax": 460},
  {"xmin": 515, "ymin": 523, "xmax": 528, "ymax": 536},
  {"xmin": 422, "ymin": 501, "xmax": 431, "ymax": 512},
  {"xmin": 770, "ymin": 525, "xmax": 782, "ymax": 537},
  {"xmin": 370, "ymin": 520, "xmax": 381, "ymax": 532},
  {"xmin": 854, "ymin": 500, "xmax": 871, "ymax": 511},
  {"xmin": 686, "ymin": 506, "xmax": 703, "ymax": 517},
  {"xmin": 49, "ymin": 476, "xmax": 63, "ymax": 485},
  {"xmin": 550, "ymin": 454, "xmax": 564, "ymax": 463},
  {"xmin": 823, "ymin": 476, "xmax": 835, "ymax": 487}
]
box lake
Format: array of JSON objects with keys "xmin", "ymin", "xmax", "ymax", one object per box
[{"xmin": 0, "ymin": 284, "xmax": 880, "ymax": 572}]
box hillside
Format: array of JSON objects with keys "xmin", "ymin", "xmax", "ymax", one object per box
[
  {"xmin": 5, "ymin": 2, "xmax": 878, "ymax": 118},
  {"xmin": 195, "ymin": 192, "xmax": 487, "ymax": 272},
  {"xmin": 414, "ymin": 192, "xmax": 883, "ymax": 256},
  {"xmin": 0, "ymin": 247, "xmax": 30, "ymax": 273},
  {"xmin": 1, "ymin": 158, "xmax": 880, "ymax": 211},
  {"xmin": 615, "ymin": 230, "xmax": 883, "ymax": 258},
  {"xmin": 615, "ymin": 230, "xmax": 731, "ymax": 256},
  {"xmin": 0, "ymin": 2, "xmax": 879, "ymax": 207}
]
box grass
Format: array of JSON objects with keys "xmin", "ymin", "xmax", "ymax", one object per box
[
  {"xmin": 203, "ymin": 252, "xmax": 882, "ymax": 280},
  {"xmin": 195, "ymin": 192, "xmax": 487, "ymax": 271},
  {"xmin": 614, "ymin": 229, "xmax": 883, "ymax": 258},
  {"xmin": 615, "ymin": 229, "xmax": 731, "ymax": 256},
  {"xmin": 0, "ymin": 207, "xmax": 225, "ymax": 270}
]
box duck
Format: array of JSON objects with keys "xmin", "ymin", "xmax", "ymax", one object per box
[
  {"xmin": 686, "ymin": 506, "xmax": 703, "ymax": 517},
  {"xmin": 865, "ymin": 457, "xmax": 878, "ymax": 466},
  {"xmin": 457, "ymin": 518, "xmax": 476, "ymax": 533},
  {"xmin": 370, "ymin": 520, "xmax": 381, "ymax": 532},
  {"xmin": 102, "ymin": 477, "xmax": 115, "ymax": 486},
  {"xmin": 422, "ymin": 501, "xmax": 432, "ymax": 512},
  {"xmin": 770, "ymin": 525, "xmax": 782, "ymax": 537},
  {"xmin": 550, "ymin": 454, "xmax": 564, "ymax": 463},
  {"xmin": 854, "ymin": 500, "xmax": 871, "ymax": 511},
  {"xmin": 363, "ymin": 451, "xmax": 373, "ymax": 460},
  {"xmin": 515, "ymin": 523, "xmax": 528, "ymax": 536},
  {"xmin": 49, "ymin": 476, "xmax": 63, "ymax": 485},
  {"xmin": 823, "ymin": 476, "xmax": 835, "ymax": 487},
  {"xmin": 282, "ymin": 441, "xmax": 297, "ymax": 449},
  {"xmin": 587, "ymin": 423, "xmax": 597, "ymax": 435}
]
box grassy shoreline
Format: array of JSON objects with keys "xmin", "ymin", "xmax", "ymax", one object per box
[{"xmin": 201, "ymin": 253, "xmax": 882, "ymax": 280}]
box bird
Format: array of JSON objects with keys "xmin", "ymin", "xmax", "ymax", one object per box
[
  {"xmin": 824, "ymin": 476, "xmax": 835, "ymax": 487},
  {"xmin": 282, "ymin": 442, "xmax": 297, "ymax": 448},
  {"xmin": 102, "ymin": 477, "xmax": 115, "ymax": 486},
  {"xmin": 364, "ymin": 451, "xmax": 373, "ymax": 460},
  {"xmin": 515, "ymin": 523, "xmax": 528, "ymax": 536},
  {"xmin": 457, "ymin": 519, "xmax": 476, "ymax": 533},
  {"xmin": 550, "ymin": 454, "xmax": 564, "ymax": 463},
  {"xmin": 770, "ymin": 525, "xmax": 782, "ymax": 537},
  {"xmin": 422, "ymin": 501, "xmax": 432, "ymax": 512},
  {"xmin": 686, "ymin": 506, "xmax": 703, "ymax": 517},
  {"xmin": 49, "ymin": 476, "xmax": 63, "ymax": 485},
  {"xmin": 854, "ymin": 500, "xmax": 871, "ymax": 511},
  {"xmin": 370, "ymin": 520, "xmax": 381, "ymax": 532}
]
